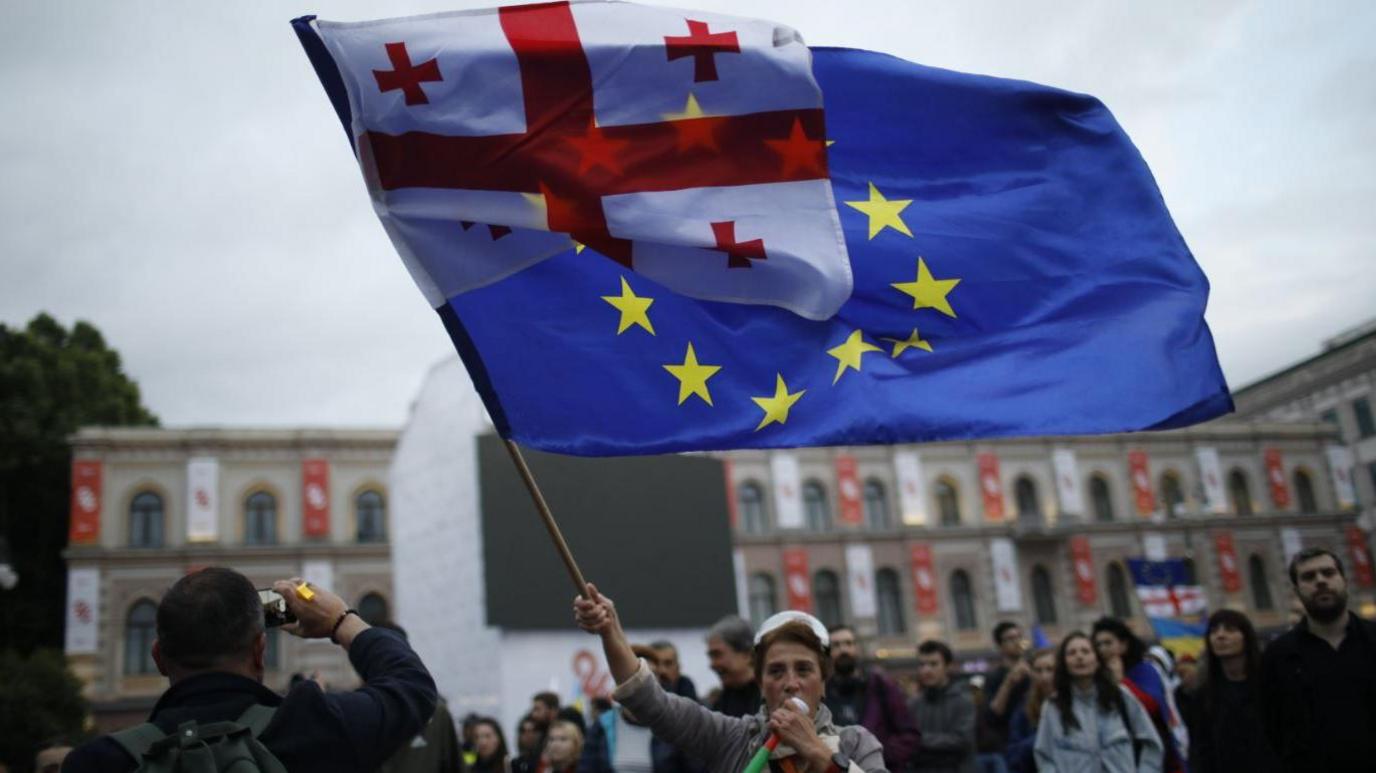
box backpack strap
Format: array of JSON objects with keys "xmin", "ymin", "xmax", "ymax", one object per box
[
  {"xmin": 110, "ymin": 723, "xmax": 172, "ymax": 764},
  {"xmin": 236, "ymin": 704, "xmax": 277, "ymax": 737}
]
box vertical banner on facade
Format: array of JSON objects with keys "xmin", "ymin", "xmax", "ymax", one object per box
[
  {"xmin": 1280, "ymin": 528, "xmax": 1303, "ymax": 565},
  {"xmin": 782, "ymin": 548, "xmax": 812, "ymax": 612},
  {"xmin": 301, "ymin": 558, "xmax": 334, "ymax": 594},
  {"xmin": 835, "ymin": 454, "xmax": 863, "ymax": 526},
  {"xmin": 1128, "ymin": 450, "xmax": 1156, "ymax": 517},
  {"xmin": 909, "ymin": 544, "xmax": 939, "ymax": 615},
  {"xmin": 723, "ymin": 459, "xmax": 738, "ymax": 528},
  {"xmin": 1264, "ymin": 448, "xmax": 1290, "ymax": 509},
  {"xmin": 68, "ymin": 460, "xmax": 102, "ymax": 545},
  {"xmin": 1345, "ymin": 526, "xmax": 1375, "ymax": 588},
  {"xmin": 64, "ymin": 566, "xmax": 100, "ymax": 654},
  {"xmin": 1327, "ymin": 445, "xmax": 1357, "ymax": 510},
  {"xmin": 186, "ymin": 457, "xmax": 220, "ymax": 542},
  {"xmin": 893, "ymin": 450, "xmax": 927, "ymax": 526},
  {"xmin": 1143, "ymin": 533, "xmax": 1168, "ymax": 561},
  {"xmin": 978, "ymin": 453, "xmax": 1005, "ymax": 522},
  {"xmin": 771, "ymin": 453, "xmax": 803, "ymax": 529},
  {"xmin": 1069, "ymin": 536, "xmax": 1097, "ymax": 605},
  {"xmin": 732, "ymin": 549, "xmax": 749, "ymax": 616},
  {"xmin": 302, "ymin": 459, "xmax": 331, "ymax": 538},
  {"xmin": 845, "ymin": 544, "xmax": 877, "ymax": 619},
  {"xmin": 1196, "ymin": 447, "xmax": 1226, "ymax": 514},
  {"xmin": 990, "ymin": 537, "xmax": 1022, "ymax": 612},
  {"xmin": 1053, "ymin": 448, "xmax": 1084, "ymax": 519},
  {"xmin": 1213, "ymin": 531, "xmax": 1241, "ymax": 592}
]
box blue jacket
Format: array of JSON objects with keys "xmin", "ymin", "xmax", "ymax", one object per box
[{"xmin": 1004, "ymin": 702, "xmax": 1037, "ymax": 773}]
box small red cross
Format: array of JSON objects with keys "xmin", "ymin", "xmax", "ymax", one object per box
[
  {"xmin": 373, "ymin": 42, "xmax": 443, "ymax": 105},
  {"xmin": 711, "ymin": 221, "xmax": 765, "ymax": 268},
  {"xmin": 664, "ymin": 20, "xmax": 740, "ymax": 82}
]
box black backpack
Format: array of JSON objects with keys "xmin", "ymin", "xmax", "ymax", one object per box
[{"xmin": 110, "ymin": 704, "xmax": 287, "ymax": 773}]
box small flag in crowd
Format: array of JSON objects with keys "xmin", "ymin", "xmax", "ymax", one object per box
[{"xmin": 1128, "ymin": 558, "xmax": 1207, "ymax": 618}]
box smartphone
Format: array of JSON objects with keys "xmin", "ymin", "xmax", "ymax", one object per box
[{"xmin": 258, "ymin": 588, "xmax": 297, "ymax": 628}]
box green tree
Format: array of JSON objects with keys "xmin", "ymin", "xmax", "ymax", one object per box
[
  {"xmin": 0, "ymin": 313, "xmax": 158, "ymax": 652},
  {"xmin": 0, "ymin": 648, "xmax": 90, "ymax": 773}
]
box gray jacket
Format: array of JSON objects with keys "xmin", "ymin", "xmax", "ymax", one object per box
[
  {"xmin": 906, "ymin": 682, "xmax": 976, "ymax": 773},
  {"xmin": 612, "ymin": 661, "xmax": 888, "ymax": 773},
  {"xmin": 1033, "ymin": 684, "xmax": 1163, "ymax": 773}
]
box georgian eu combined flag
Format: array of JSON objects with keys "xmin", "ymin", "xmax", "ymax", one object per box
[{"xmin": 293, "ymin": 1, "xmax": 1232, "ymax": 456}]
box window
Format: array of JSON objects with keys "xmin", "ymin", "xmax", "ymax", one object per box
[
  {"xmin": 1107, "ymin": 563, "xmax": 1133, "ymax": 618},
  {"xmin": 803, "ymin": 480, "xmax": 831, "ymax": 532},
  {"xmin": 358, "ymin": 592, "xmax": 390, "ymax": 625},
  {"xmin": 1248, "ymin": 555, "xmax": 1274, "ymax": 611},
  {"xmin": 748, "ymin": 573, "xmax": 778, "ymax": 626},
  {"xmin": 876, "ymin": 568, "xmax": 905, "ymax": 635},
  {"xmin": 936, "ymin": 479, "xmax": 961, "ymax": 527},
  {"xmin": 1320, "ymin": 408, "xmax": 1340, "ymax": 431},
  {"xmin": 1031, "ymin": 565, "xmax": 1057, "ymax": 624},
  {"xmin": 1090, "ymin": 476, "xmax": 1114, "ymax": 522},
  {"xmin": 950, "ymin": 570, "xmax": 978, "ymax": 631},
  {"xmin": 244, "ymin": 491, "xmax": 277, "ymax": 545},
  {"xmin": 813, "ymin": 570, "xmax": 842, "ymax": 628},
  {"xmin": 125, "ymin": 600, "xmax": 158, "ymax": 675},
  {"xmin": 1015, "ymin": 476, "xmax": 1041, "ymax": 523},
  {"xmin": 1160, "ymin": 472, "xmax": 1185, "ymax": 519},
  {"xmin": 1354, "ymin": 397, "xmax": 1376, "ymax": 439},
  {"xmin": 129, "ymin": 491, "xmax": 164, "ymax": 548},
  {"xmin": 738, "ymin": 481, "xmax": 767, "ymax": 535},
  {"xmin": 1294, "ymin": 470, "xmax": 1318, "ymax": 514},
  {"xmin": 863, "ymin": 479, "xmax": 891, "ymax": 529},
  {"xmin": 1228, "ymin": 470, "xmax": 1254, "ymax": 516},
  {"xmin": 356, "ymin": 489, "xmax": 387, "ymax": 543}
]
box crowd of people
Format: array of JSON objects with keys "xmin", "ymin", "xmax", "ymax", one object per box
[{"xmin": 55, "ymin": 546, "xmax": 1376, "ymax": 772}]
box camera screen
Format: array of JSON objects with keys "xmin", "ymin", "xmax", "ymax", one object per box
[{"xmin": 257, "ymin": 588, "xmax": 296, "ymax": 628}]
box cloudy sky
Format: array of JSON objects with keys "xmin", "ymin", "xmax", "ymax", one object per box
[{"xmin": 3, "ymin": 1, "xmax": 1372, "ymax": 427}]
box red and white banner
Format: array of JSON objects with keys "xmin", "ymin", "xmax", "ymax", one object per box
[
  {"xmin": 782, "ymin": 548, "xmax": 812, "ymax": 612},
  {"xmin": 1264, "ymin": 448, "xmax": 1290, "ymax": 509},
  {"xmin": 1328, "ymin": 445, "xmax": 1357, "ymax": 509},
  {"xmin": 1136, "ymin": 585, "xmax": 1206, "ymax": 618},
  {"xmin": 893, "ymin": 450, "xmax": 927, "ymax": 526},
  {"xmin": 909, "ymin": 544, "xmax": 939, "ymax": 615},
  {"xmin": 1128, "ymin": 450, "xmax": 1155, "ymax": 517},
  {"xmin": 302, "ymin": 459, "xmax": 331, "ymax": 538},
  {"xmin": 64, "ymin": 566, "xmax": 100, "ymax": 654},
  {"xmin": 1346, "ymin": 526, "xmax": 1375, "ymax": 588},
  {"xmin": 68, "ymin": 460, "xmax": 102, "ymax": 545},
  {"xmin": 1196, "ymin": 447, "xmax": 1227, "ymax": 514},
  {"xmin": 978, "ymin": 453, "xmax": 1005, "ymax": 521},
  {"xmin": 1069, "ymin": 536, "xmax": 1097, "ymax": 606},
  {"xmin": 835, "ymin": 454, "xmax": 862, "ymax": 525},
  {"xmin": 845, "ymin": 544, "xmax": 876, "ymax": 618},
  {"xmin": 187, "ymin": 457, "xmax": 219, "ymax": 542},
  {"xmin": 991, "ymin": 537, "xmax": 1022, "ymax": 612},
  {"xmin": 771, "ymin": 453, "xmax": 803, "ymax": 529},
  {"xmin": 1053, "ymin": 448, "xmax": 1084, "ymax": 518},
  {"xmin": 1213, "ymin": 531, "xmax": 1241, "ymax": 593}
]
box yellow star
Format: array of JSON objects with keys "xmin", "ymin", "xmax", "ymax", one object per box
[
  {"xmin": 751, "ymin": 374, "xmax": 806, "ymax": 431},
  {"xmin": 844, "ymin": 182, "xmax": 913, "ymax": 239},
  {"xmin": 601, "ymin": 277, "xmax": 655, "ymax": 335},
  {"xmin": 662, "ymin": 93, "xmax": 707, "ymax": 121},
  {"xmin": 891, "ymin": 257, "xmax": 960, "ymax": 317},
  {"xmin": 572, "ymin": 240, "xmax": 586, "ymax": 254},
  {"xmin": 882, "ymin": 328, "xmax": 934, "ymax": 357},
  {"xmin": 663, "ymin": 342, "xmax": 720, "ymax": 406},
  {"xmin": 826, "ymin": 329, "xmax": 883, "ymax": 384}
]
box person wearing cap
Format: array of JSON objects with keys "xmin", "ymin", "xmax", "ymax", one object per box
[{"xmin": 574, "ymin": 584, "xmax": 887, "ymax": 773}]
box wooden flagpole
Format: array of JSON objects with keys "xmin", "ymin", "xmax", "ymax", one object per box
[{"xmin": 503, "ymin": 439, "xmax": 591, "ymax": 598}]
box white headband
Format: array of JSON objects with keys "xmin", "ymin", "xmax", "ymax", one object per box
[{"xmin": 754, "ymin": 610, "xmax": 830, "ymax": 648}]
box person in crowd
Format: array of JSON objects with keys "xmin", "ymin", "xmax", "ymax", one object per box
[
  {"xmin": 1260, "ymin": 547, "xmax": 1376, "ymax": 772},
  {"xmin": 373, "ymin": 621, "xmax": 463, "ymax": 773},
  {"xmin": 1004, "ymin": 648, "xmax": 1054, "ymax": 773},
  {"xmin": 532, "ymin": 692, "xmax": 561, "ymax": 728},
  {"xmin": 581, "ymin": 644, "xmax": 705, "ymax": 773},
  {"xmin": 1034, "ymin": 632, "xmax": 1162, "ymax": 773},
  {"xmin": 907, "ymin": 640, "xmax": 976, "ymax": 773},
  {"xmin": 512, "ymin": 713, "xmax": 546, "ymax": 773},
  {"xmin": 575, "ymin": 584, "xmax": 886, "ymax": 772},
  {"xmin": 651, "ymin": 640, "xmax": 698, "ymax": 700},
  {"xmin": 824, "ymin": 624, "xmax": 922, "ymax": 771},
  {"xmin": 704, "ymin": 615, "xmax": 762, "ymax": 718},
  {"xmin": 1091, "ymin": 618, "xmax": 1185, "ymax": 773},
  {"xmin": 62, "ymin": 568, "xmax": 437, "ymax": 773},
  {"xmin": 981, "ymin": 623, "xmax": 1031, "ymax": 753},
  {"xmin": 538, "ymin": 720, "xmax": 583, "ymax": 773},
  {"xmin": 472, "ymin": 716, "xmax": 512, "ymax": 773},
  {"xmin": 1185, "ymin": 609, "xmax": 1276, "ymax": 773}
]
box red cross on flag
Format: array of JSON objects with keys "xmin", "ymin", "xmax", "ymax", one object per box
[{"xmin": 299, "ymin": 1, "xmax": 851, "ymax": 320}]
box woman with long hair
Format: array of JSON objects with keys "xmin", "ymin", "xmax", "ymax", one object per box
[
  {"xmin": 1004, "ymin": 648, "xmax": 1054, "ymax": 773},
  {"xmin": 1187, "ymin": 609, "xmax": 1278, "ymax": 773},
  {"xmin": 471, "ymin": 716, "xmax": 512, "ymax": 773},
  {"xmin": 1091, "ymin": 618, "xmax": 1185, "ymax": 773},
  {"xmin": 1034, "ymin": 632, "xmax": 1162, "ymax": 772},
  {"xmin": 537, "ymin": 720, "xmax": 583, "ymax": 773}
]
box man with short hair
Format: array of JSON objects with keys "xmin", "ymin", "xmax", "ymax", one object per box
[
  {"xmin": 908, "ymin": 640, "xmax": 976, "ymax": 773},
  {"xmin": 823, "ymin": 624, "xmax": 921, "ymax": 771},
  {"xmin": 650, "ymin": 639, "xmax": 697, "ymax": 700},
  {"xmin": 531, "ymin": 691, "xmax": 561, "ymax": 726},
  {"xmin": 704, "ymin": 616, "xmax": 760, "ymax": 717},
  {"xmin": 63, "ymin": 567, "xmax": 437, "ymax": 773},
  {"xmin": 581, "ymin": 644, "xmax": 703, "ymax": 773},
  {"xmin": 979, "ymin": 622, "xmax": 1029, "ymax": 744},
  {"xmin": 1261, "ymin": 547, "xmax": 1376, "ymax": 772}
]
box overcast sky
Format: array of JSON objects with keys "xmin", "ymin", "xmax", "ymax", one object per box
[{"xmin": 3, "ymin": 1, "xmax": 1372, "ymax": 427}]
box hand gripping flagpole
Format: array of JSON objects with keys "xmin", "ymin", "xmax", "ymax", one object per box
[{"xmin": 503, "ymin": 439, "xmax": 591, "ymax": 599}]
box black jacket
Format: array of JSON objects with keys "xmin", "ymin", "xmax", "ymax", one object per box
[{"xmin": 63, "ymin": 628, "xmax": 437, "ymax": 773}]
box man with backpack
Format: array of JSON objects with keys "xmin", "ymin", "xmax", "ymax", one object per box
[{"xmin": 63, "ymin": 567, "xmax": 437, "ymax": 772}]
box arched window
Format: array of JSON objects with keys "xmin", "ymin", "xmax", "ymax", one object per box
[
  {"xmin": 358, "ymin": 592, "xmax": 390, "ymax": 625},
  {"xmin": 1228, "ymin": 470, "xmax": 1254, "ymax": 516},
  {"xmin": 950, "ymin": 570, "xmax": 978, "ymax": 631},
  {"xmin": 1032, "ymin": 565, "xmax": 1057, "ymax": 624},
  {"xmin": 936, "ymin": 479, "xmax": 961, "ymax": 527},
  {"xmin": 1248, "ymin": 555, "xmax": 1274, "ymax": 611},
  {"xmin": 876, "ymin": 568, "xmax": 905, "ymax": 635},
  {"xmin": 863, "ymin": 479, "xmax": 891, "ymax": 530},
  {"xmin": 244, "ymin": 491, "xmax": 277, "ymax": 545},
  {"xmin": 813, "ymin": 570, "xmax": 842, "ymax": 628},
  {"xmin": 748, "ymin": 573, "xmax": 778, "ymax": 626},
  {"xmin": 803, "ymin": 480, "xmax": 831, "ymax": 532},
  {"xmin": 738, "ymin": 481, "xmax": 767, "ymax": 535},
  {"xmin": 125, "ymin": 599, "xmax": 158, "ymax": 675},
  {"xmin": 1089, "ymin": 476, "xmax": 1114, "ymax": 523},
  {"xmin": 356, "ymin": 489, "xmax": 387, "ymax": 543},
  {"xmin": 1294, "ymin": 470, "xmax": 1318, "ymax": 514},
  {"xmin": 1160, "ymin": 472, "xmax": 1185, "ymax": 519},
  {"xmin": 1015, "ymin": 476, "xmax": 1042, "ymax": 523},
  {"xmin": 129, "ymin": 491, "xmax": 164, "ymax": 548},
  {"xmin": 1107, "ymin": 563, "xmax": 1133, "ymax": 618}
]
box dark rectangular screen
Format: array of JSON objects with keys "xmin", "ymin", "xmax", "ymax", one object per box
[{"xmin": 479, "ymin": 434, "xmax": 736, "ymax": 629}]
